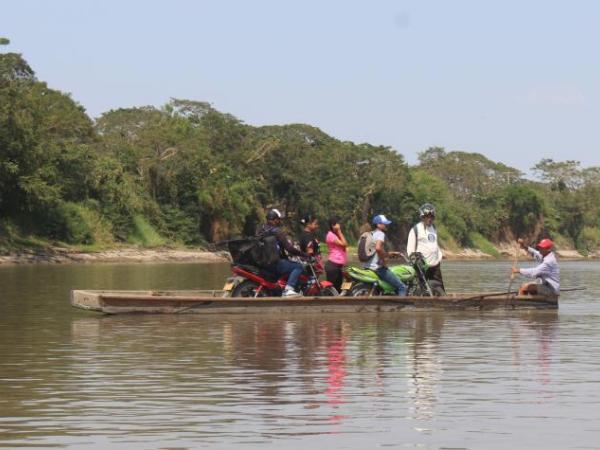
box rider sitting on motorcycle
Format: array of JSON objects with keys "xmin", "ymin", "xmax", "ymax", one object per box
[
  {"xmin": 365, "ymin": 214, "xmax": 406, "ymax": 296},
  {"xmin": 259, "ymin": 209, "xmax": 310, "ymax": 297},
  {"xmin": 299, "ymin": 214, "xmax": 322, "ymax": 264}
]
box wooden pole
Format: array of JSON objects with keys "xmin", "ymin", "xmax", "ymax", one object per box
[{"xmin": 507, "ymin": 239, "xmax": 519, "ymax": 296}]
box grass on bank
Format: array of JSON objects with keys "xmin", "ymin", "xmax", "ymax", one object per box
[
  {"xmin": 437, "ymin": 223, "xmax": 461, "ymax": 253},
  {"xmin": 468, "ymin": 232, "xmax": 501, "ymax": 258},
  {"xmin": 127, "ymin": 215, "xmax": 166, "ymax": 247}
]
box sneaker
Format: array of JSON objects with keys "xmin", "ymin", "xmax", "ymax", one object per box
[{"xmin": 282, "ymin": 287, "xmax": 302, "ymax": 298}]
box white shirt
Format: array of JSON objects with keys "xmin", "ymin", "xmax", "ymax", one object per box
[
  {"xmin": 519, "ymin": 247, "xmax": 560, "ymax": 294},
  {"xmin": 407, "ymin": 222, "xmax": 443, "ymax": 267},
  {"xmin": 365, "ymin": 229, "xmax": 386, "ymax": 270}
]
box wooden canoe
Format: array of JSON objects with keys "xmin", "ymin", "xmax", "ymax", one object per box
[{"xmin": 71, "ymin": 290, "xmax": 558, "ymax": 314}]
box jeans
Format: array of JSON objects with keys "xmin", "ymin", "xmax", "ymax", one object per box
[
  {"xmin": 376, "ymin": 266, "xmax": 406, "ymax": 296},
  {"xmin": 276, "ymin": 259, "xmax": 304, "ymax": 289}
]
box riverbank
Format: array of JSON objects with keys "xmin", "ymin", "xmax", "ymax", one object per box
[
  {"xmin": 0, "ymin": 244, "xmax": 595, "ymax": 266},
  {"xmin": 444, "ymin": 244, "xmax": 596, "ymax": 260},
  {"xmin": 0, "ymin": 247, "xmax": 231, "ymax": 265}
]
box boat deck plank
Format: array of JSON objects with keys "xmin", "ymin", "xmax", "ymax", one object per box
[{"xmin": 71, "ymin": 290, "xmax": 558, "ymax": 314}]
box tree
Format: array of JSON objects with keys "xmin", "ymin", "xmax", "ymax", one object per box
[
  {"xmin": 532, "ymin": 158, "xmax": 583, "ymax": 190},
  {"xmin": 418, "ymin": 147, "xmax": 522, "ymax": 200},
  {"xmin": 500, "ymin": 184, "xmax": 545, "ymax": 240}
]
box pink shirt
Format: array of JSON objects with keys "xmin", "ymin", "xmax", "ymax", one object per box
[{"xmin": 326, "ymin": 231, "xmax": 347, "ymax": 265}]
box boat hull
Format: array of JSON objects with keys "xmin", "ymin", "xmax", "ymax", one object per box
[{"xmin": 71, "ymin": 290, "xmax": 558, "ymax": 315}]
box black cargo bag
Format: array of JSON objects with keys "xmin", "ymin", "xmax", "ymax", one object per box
[
  {"xmin": 251, "ymin": 234, "xmax": 280, "ymax": 267},
  {"xmin": 226, "ymin": 238, "xmax": 259, "ymax": 266},
  {"xmin": 226, "ymin": 235, "xmax": 280, "ymax": 268}
]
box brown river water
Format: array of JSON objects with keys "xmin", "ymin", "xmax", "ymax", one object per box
[{"xmin": 0, "ymin": 260, "xmax": 599, "ymax": 449}]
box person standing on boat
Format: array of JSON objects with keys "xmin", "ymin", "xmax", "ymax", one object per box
[
  {"xmin": 259, "ymin": 209, "xmax": 310, "ymax": 297},
  {"xmin": 365, "ymin": 214, "xmax": 406, "ymax": 296},
  {"xmin": 406, "ymin": 203, "xmax": 446, "ymax": 294},
  {"xmin": 512, "ymin": 238, "xmax": 560, "ymax": 297},
  {"xmin": 324, "ymin": 216, "xmax": 348, "ymax": 292}
]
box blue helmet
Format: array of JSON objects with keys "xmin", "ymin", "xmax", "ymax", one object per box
[{"xmin": 372, "ymin": 214, "xmax": 392, "ymax": 225}]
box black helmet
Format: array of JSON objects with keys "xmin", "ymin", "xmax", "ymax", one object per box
[
  {"xmin": 419, "ymin": 203, "xmax": 436, "ymax": 218},
  {"xmin": 266, "ymin": 208, "xmax": 283, "ymax": 221}
]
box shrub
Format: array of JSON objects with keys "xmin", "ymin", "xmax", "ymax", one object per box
[
  {"xmin": 581, "ymin": 227, "xmax": 600, "ymax": 253},
  {"xmin": 128, "ymin": 215, "xmax": 165, "ymax": 247},
  {"xmin": 468, "ymin": 232, "xmax": 500, "ymax": 258},
  {"xmin": 436, "ymin": 223, "xmax": 461, "ymax": 253},
  {"xmin": 43, "ymin": 202, "xmax": 94, "ymax": 244}
]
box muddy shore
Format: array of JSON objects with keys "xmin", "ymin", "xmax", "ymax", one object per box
[
  {"xmin": 0, "ymin": 247, "xmax": 231, "ymax": 265},
  {"xmin": 0, "ymin": 245, "xmax": 594, "ymax": 266}
]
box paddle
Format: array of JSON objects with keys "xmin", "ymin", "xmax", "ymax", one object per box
[
  {"xmin": 460, "ymin": 286, "xmax": 586, "ymax": 301},
  {"xmin": 507, "ymin": 238, "xmax": 520, "ymax": 296}
]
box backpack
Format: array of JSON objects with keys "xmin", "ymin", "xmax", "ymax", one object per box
[
  {"xmin": 357, "ymin": 231, "xmax": 377, "ymax": 262},
  {"xmin": 251, "ymin": 229, "xmax": 281, "ymax": 267}
]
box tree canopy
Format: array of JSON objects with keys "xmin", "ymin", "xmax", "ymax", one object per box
[{"xmin": 2, "ymin": 49, "xmax": 600, "ymax": 254}]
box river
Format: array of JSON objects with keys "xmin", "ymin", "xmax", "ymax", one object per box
[{"xmin": 0, "ymin": 260, "xmax": 599, "ymax": 449}]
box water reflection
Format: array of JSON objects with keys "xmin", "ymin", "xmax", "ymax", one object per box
[
  {"xmin": 407, "ymin": 314, "xmax": 445, "ymax": 420},
  {"xmin": 0, "ymin": 260, "xmax": 596, "ymax": 449},
  {"xmin": 65, "ymin": 310, "xmax": 561, "ymax": 440}
]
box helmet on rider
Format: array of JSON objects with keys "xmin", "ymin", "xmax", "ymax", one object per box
[
  {"xmin": 419, "ymin": 203, "xmax": 436, "ymax": 218},
  {"xmin": 266, "ymin": 208, "xmax": 283, "ymax": 221},
  {"xmin": 536, "ymin": 238, "xmax": 554, "ymax": 251},
  {"xmin": 372, "ymin": 214, "xmax": 392, "ymax": 225}
]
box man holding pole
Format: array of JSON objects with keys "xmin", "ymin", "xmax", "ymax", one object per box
[{"xmin": 511, "ymin": 238, "xmax": 560, "ymax": 297}]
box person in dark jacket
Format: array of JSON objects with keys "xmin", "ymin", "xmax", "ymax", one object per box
[
  {"xmin": 298, "ymin": 214, "xmax": 321, "ymax": 262},
  {"xmin": 259, "ymin": 209, "xmax": 309, "ymax": 297}
]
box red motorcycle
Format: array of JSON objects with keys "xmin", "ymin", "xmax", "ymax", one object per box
[
  {"xmin": 220, "ymin": 238, "xmax": 338, "ymax": 298},
  {"xmin": 224, "ymin": 259, "xmax": 338, "ymax": 298}
]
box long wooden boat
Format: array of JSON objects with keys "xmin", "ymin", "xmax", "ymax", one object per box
[{"xmin": 71, "ymin": 290, "xmax": 558, "ymax": 314}]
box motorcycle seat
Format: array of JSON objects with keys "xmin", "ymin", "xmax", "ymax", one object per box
[{"xmin": 235, "ymin": 264, "xmax": 279, "ymax": 282}]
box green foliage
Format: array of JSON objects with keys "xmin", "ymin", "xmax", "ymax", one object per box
[
  {"xmin": 468, "ymin": 232, "xmax": 501, "ymax": 258},
  {"xmin": 500, "ymin": 184, "xmax": 545, "ymax": 239},
  {"xmin": 532, "ymin": 158, "xmax": 582, "ymax": 190},
  {"xmin": 581, "ymin": 227, "xmax": 600, "ymax": 253},
  {"xmin": 128, "ymin": 215, "xmax": 165, "ymax": 247},
  {"xmin": 435, "ymin": 223, "xmax": 460, "ymax": 253},
  {"xmin": 33, "ymin": 201, "xmax": 113, "ymax": 246},
  {"xmin": 2, "ymin": 49, "xmax": 600, "ymax": 254}
]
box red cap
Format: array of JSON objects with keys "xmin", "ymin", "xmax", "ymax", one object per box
[{"xmin": 537, "ymin": 238, "xmax": 554, "ymax": 250}]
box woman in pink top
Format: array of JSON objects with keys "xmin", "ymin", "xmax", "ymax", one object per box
[{"xmin": 325, "ymin": 216, "xmax": 348, "ymax": 292}]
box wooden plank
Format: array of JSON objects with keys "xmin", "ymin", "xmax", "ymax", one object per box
[{"xmin": 70, "ymin": 289, "xmax": 558, "ymax": 314}]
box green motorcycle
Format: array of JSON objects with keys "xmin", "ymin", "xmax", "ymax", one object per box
[{"xmin": 342, "ymin": 253, "xmax": 445, "ymax": 297}]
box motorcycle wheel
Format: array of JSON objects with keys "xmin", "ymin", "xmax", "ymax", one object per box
[
  {"xmin": 348, "ymin": 282, "xmax": 379, "ymax": 297},
  {"xmin": 414, "ymin": 281, "xmax": 446, "ymax": 297},
  {"xmin": 317, "ymin": 286, "xmax": 339, "ymax": 297},
  {"xmin": 231, "ymin": 280, "xmax": 273, "ymax": 298},
  {"xmin": 429, "ymin": 282, "xmax": 446, "ymax": 297}
]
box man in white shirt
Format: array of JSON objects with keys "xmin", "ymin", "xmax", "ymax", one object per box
[
  {"xmin": 511, "ymin": 238, "xmax": 559, "ymax": 297},
  {"xmin": 406, "ymin": 203, "xmax": 446, "ymax": 294}
]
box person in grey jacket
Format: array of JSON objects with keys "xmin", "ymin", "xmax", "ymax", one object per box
[{"xmin": 511, "ymin": 238, "xmax": 560, "ymax": 297}]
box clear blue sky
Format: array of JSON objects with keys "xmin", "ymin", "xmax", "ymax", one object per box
[{"xmin": 3, "ymin": 0, "xmax": 599, "ymax": 170}]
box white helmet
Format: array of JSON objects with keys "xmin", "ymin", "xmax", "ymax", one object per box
[{"xmin": 419, "ymin": 203, "xmax": 436, "ymax": 218}]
